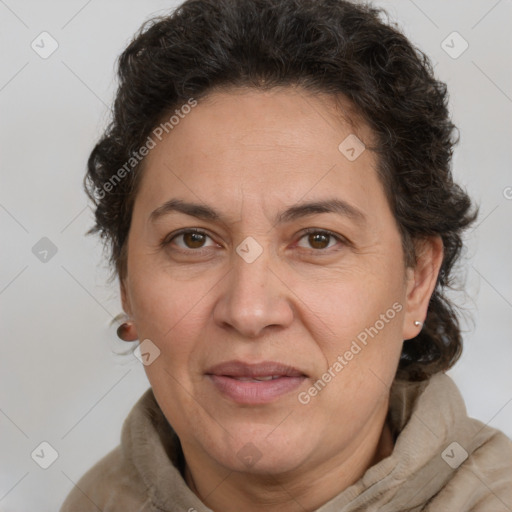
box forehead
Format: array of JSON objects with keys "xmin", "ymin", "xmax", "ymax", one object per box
[
  {"xmin": 135, "ymin": 87, "xmax": 385, "ymax": 222},
  {"xmin": 159, "ymin": 86, "xmax": 371, "ymax": 154}
]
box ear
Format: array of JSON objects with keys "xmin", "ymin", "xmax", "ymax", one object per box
[
  {"xmin": 118, "ymin": 275, "xmax": 139, "ymax": 342},
  {"xmin": 402, "ymin": 236, "xmax": 443, "ymax": 341},
  {"xmin": 120, "ymin": 276, "xmax": 132, "ymax": 317}
]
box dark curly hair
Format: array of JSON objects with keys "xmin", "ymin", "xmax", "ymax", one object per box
[{"xmin": 84, "ymin": 0, "xmax": 478, "ymax": 381}]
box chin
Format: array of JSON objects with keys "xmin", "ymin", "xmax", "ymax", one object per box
[{"xmin": 205, "ymin": 425, "xmax": 314, "ymax": 475}]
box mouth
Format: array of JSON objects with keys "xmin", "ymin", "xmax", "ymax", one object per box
[
  {"xmin": 228, "ymin": 375, "xmax": 285, "ymax": 382},
  {"xmin": 205, "ymin": 360, "xmax": 308, "ymax": 404}
]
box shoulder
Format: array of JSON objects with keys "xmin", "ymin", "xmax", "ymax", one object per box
[
  {"xmin": 60, "ymin": 389, "xmax": 159, "ymax": 511},
  {"xmin": 427, "ymin": 389, "xmax": 512, "ymax": 510},
  {"xmin": 458, "ymin": 427, "xmax": 512, "ymax": 509},
  {"xmin": 391, "ymin": 373, "xmax": 512, "ymax": 509},
  {"xmin": 59, "ymin": 444, "xmax": 149, "ymax": 512},
  {"xmin": 427, "ymin": 431, "xmax": 512, "ymax": 511}
]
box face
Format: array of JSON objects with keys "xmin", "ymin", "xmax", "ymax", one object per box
[{"xmin": 121, "ymin": 87, "xmax": 437, "ymax": 476}]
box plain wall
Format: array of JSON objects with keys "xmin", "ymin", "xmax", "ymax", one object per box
[{"xmin": 1, "ymin": 0, "xmax": 511, "ymax": 510}]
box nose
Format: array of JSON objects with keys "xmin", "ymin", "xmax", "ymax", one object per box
[{"xmin": 213, "ymin": 242, "xmax": 294, "ymax": 338}]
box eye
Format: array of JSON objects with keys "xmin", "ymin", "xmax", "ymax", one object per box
[
  {"xmin": 161, "ymin": 227, "xmax": 347, "ymax": 255},
  {"xmin": 296, "ymin": 229, "xmax": 345, "ymax": 251},
  {"xmin": 163, "ymin": 229, "xmax": 218, "ymax": 251}
]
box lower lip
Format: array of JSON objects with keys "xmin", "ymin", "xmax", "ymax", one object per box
[{"xmin": 207, "ymin": 375, "xmax": 306, "ymax": 404}]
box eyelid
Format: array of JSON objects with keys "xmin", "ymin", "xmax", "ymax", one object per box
[
  {"xmin": 296, "ymin": 227, "xmax": 349, "ymax": 251},
  {"xmin": 161, "ymin": 228, "xmax": 217, "ymax": 249}
]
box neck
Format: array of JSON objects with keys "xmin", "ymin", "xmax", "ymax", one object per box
[{"xmin": 183, "ymin": 405, "xmax": 394, "ymax": 512}]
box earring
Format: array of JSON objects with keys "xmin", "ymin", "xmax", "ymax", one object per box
[
  {"xmin": 114, "ymin": 313, "xmax": 138, "ymax": 342},
  {"xmin": 414, "ymin": 321, "xmax": 423, "ymax": 327}
]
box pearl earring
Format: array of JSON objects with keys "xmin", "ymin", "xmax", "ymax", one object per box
[{"xmin": 414, "ymin": 321, "xmax": 423, "ymax": 327}]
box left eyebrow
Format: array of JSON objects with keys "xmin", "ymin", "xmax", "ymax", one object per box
[
  {"xmin": 149, "ymin": 197, "xmax": 367, "ymax": 226},
  {"xmin": 275, "ymin": 198, "xmax": 367, "ymax": 226}
]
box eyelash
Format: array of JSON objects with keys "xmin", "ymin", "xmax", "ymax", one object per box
[{"xmin": 160, "ymin": 227, "xmax": 348, "ymax": 255}]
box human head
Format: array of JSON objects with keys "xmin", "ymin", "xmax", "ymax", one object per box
[{"xmin": 86, "ymin": 0, "xmax": 476, "ymax": 382}]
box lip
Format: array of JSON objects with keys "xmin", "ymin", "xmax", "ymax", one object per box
[
  {"xmin": 205, "ymin": 360, "xmax": 307, "ymax": 404},
  {"xmin": 206, "ymin": 360, "xmax": 306, "ymax": 378}
]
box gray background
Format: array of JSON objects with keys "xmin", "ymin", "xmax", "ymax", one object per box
[{"xmin": 1, "ymin": 0, "xmax": 511, "ymax": 510}]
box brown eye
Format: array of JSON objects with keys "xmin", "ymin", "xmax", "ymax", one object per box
[
  {"xmin": 308, "ymin": 232, "xmax": 330, "ymax": 249},
  {"xmin": 164, "ymin": 229, "xmax": 217, "ymax": 251},
  {"xmin": 182, "ymin": 231, "xmax": 207, "ymax": 249},
  {"xmin": 296, "ymin": 229, "xmax": 343, "ymax": 251}
]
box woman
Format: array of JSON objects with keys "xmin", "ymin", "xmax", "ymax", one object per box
[{"xmin": 60, "ymin": 0, "xmax": 512, "ymax": 510}]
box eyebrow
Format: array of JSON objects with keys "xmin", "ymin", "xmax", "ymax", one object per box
[{"xmin": 149, "ymin": 197, "xmax": 367, "ymax": 226}]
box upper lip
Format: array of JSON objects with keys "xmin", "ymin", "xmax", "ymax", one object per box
[{"xmin": 205, "ymin": 360, "xmax": 307, "ymax": 378}]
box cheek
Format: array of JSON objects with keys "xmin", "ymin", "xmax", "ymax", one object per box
[
  {"xmin": 295, "ymin": 268, "xmax": 406, "ymax": 391},
  {"xmin": 295, "ymin": 266, "xmax": 405, "ymax": 341},
  {"xmin": 128, "ymin": 268, "xmax": 208, "ymax": 356},
  {"xmin": 299, "ymin": 294, "xmax": 405, "ymax": 435}
]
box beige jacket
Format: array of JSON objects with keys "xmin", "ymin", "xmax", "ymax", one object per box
[{"xmin": 60, "ymin": 373, "xmax": 512, "ymax": 511}]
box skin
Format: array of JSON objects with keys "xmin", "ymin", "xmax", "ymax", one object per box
[{"xmin": 121, "ymin": 87, "xmax": 443, "ymax": 512}]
